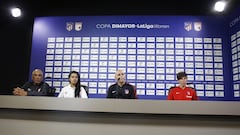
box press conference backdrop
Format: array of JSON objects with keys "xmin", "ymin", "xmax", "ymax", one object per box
[
  {"xmin": 229, "ymin": 8, "xmax": 240, "ymax": 101},
  {"xmin": 30, "ymin": 10, "xmax": 240, "ymax": 100}
]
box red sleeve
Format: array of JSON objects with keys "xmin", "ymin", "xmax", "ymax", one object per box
[
  {"xmin": 133, "ymin": 86, "xmax": 138, "ymax": 99},
  {"xmin": 192, "ymin": 90, "xmax": 199, "ymax": 100},
  {"xmin": 167, "ymin": 88, "xmax": 174, "ymax": 100}
]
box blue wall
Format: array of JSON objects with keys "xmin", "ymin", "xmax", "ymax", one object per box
[{"xmin": 29, "ymin": 13, "xmax": 239, "ymax": 100}]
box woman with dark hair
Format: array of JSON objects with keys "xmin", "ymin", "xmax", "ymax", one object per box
[{"xmin": 58, "ymin": 71, "xmax": 88, "ymax": 98}]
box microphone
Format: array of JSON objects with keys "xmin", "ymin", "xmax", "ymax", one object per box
[{"xmin": 118, "ymin": 77, "xmax": 120, "ymax": 81}]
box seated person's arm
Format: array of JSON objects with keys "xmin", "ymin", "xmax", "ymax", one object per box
[
  {"xmin": 131, "ymin": 86, "xmax": 138, "ymax": 99},
  {"xmin": 13, "ymin": 82, "xmax": 30, "ymax": 96},
  {"xmin": 80, "ymin": 87, "xmax": 88, "ymax": 98},
  {"xmin": 192, "ymin": 88, "xmax": 199, "ymax": 100},
  {"xmin": 167, "ymin": 87, "xmax": 175, "ymax": 100},
  {"xmin": 13, "ymin": 87, "xmax": 27, "ymax": 96},
  {"xmin": 106, "ymin": 86, "xmax": 113, "ymax": 98}
]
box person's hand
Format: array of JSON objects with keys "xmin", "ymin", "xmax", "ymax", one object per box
[
  {"xmin": 13, "ymin": 87, "xmax": 20, "ymax": 95},
  {"xmin": 13, "ymin": 87, "xmax": 27, "ymax": 96},
  {"xmin": 18, "ymin": 89, "xmax": 27, "ymax": 96}
]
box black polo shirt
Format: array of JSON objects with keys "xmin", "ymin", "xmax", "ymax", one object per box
[
  {"xmin": 107, "ymin": 82, "xmax": 137, "ymax": 99},
  {"xmin": 21, "ymin": 81, "xmax": 50, "ymax": 96}
]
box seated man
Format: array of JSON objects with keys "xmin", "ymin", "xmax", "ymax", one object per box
[
  {"xmin": 107, "ymin": 69, "xmax": 137, "ymax": 99},
  {"xmin": 167, "ymin": 71, "xmax": 199, "ymax": 100},
  {"xmin": 13, "ymin": 69, "xmax": 50, "ymax": 96}
]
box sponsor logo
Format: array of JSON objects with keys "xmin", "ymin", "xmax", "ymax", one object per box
[
  {"xmin": 66, "ymin": 22, "xmax": 83, "ymax": 31},
  {"xmin": 194, "ymin": 22, "xmax": 202, "ymax": 31},
  {"xmin": 184, "ymin": 22, "xmax": 192, "ymax": 31},
  {"xmin": 186, "ymin": 95, "xmax": 193, "ymax": 98},
  {"xmin": 75, "ymin": 22, "xmax": 82, "ymax": 31},
  {"xmin": 124, "ymin": 89, "xmax": 129, "ymax": 94},
  {"xmin": 184, "ymin": 21, "xmax": 202, "ymax": 31},
  {"xmin": 66, "ymin": 22, "xmax": 73, "ymax": 31}
]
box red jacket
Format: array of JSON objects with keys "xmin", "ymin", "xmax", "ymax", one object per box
[{"xmin": 167, "ymin": 86, "xmax": 199, "ymax": 100}]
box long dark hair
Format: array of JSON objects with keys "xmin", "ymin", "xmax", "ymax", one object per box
[{"xmin": 68, "ymin": 71, "xmax": 81, "ymax": 98}]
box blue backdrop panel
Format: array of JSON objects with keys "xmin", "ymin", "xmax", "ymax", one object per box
[
  {"xmin": 29, "ymin": 14, "xmax": 239, "ymax": 100},
  {"xmin": 228, "ymin": 8, "xmax": 240, "ymax": 101}
]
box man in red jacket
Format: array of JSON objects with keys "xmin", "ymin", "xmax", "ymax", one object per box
[{"xmin": 167, "ymin": 71, "xmax": 199, "ymax": 100}]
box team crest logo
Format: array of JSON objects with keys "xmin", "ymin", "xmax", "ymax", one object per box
[
  {"xmin": 184, "ymin": 22, "xmax": 192, "ymax": 31},
  {"xmin": 75, "ymin": 22, "xmax": 82, "ymax": 31},
  {"xmin": 66, "ymin": 22, "xmax": 73, "ymax": 31},
  {"xmin": 37, "ymin": 88, "xmax": 41, "ymax": 92},
  {"xmin": 124, "ymin": 89, "xmax": 129, "ymax": 94},
  {"xmin": 194, "ymin": 22, "xmax": 202, "ymax": 31}
]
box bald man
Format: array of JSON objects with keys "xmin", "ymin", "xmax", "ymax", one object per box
[
  {"xmin": 13, "ymin": 69, "xmax": 50, "ymax": 96},
  {"xmin": 107, "ymin": 69, "xmax": 137, "ymax": 99}
]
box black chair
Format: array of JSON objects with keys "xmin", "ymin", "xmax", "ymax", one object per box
[{"xmin": 47, "ymin": 86, "xmax": 56, "ymax": 97}]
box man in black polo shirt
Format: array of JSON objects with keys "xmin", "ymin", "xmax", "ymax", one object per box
[
  {"xmin": 107, "ymin": 69, "xmax": 137, "ymax": 99},
  {"xmin": 13, "ymin": 69, "xmax": 50, "ymax": 96}
]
